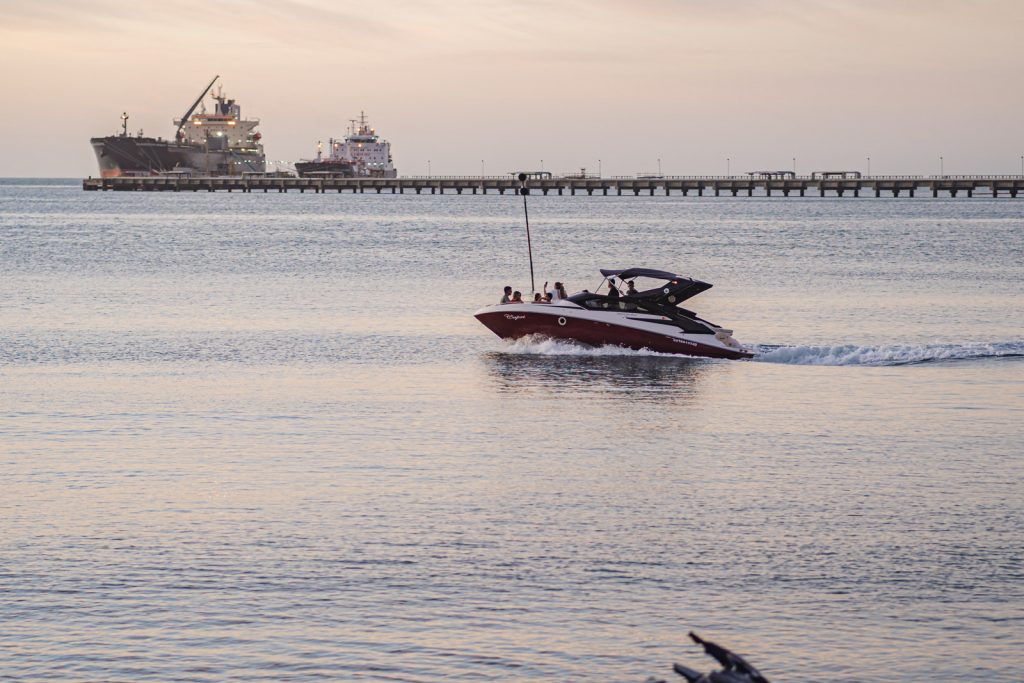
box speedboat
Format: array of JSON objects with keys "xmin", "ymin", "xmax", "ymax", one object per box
[{"xmin": 474, "ymin": 268, "xmax": 754, "ymax": 360}]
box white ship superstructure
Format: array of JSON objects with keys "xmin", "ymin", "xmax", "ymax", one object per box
[
  {"xmin": 174, "ymin": 86, "xmax": 263, "ymax": 164},
  {"xmin": 327, "ymin": 112, "xmax": 396, "ymax": 178}
]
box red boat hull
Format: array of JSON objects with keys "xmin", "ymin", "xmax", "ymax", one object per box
[{"xmin": 475, "ymin": 309, "xmax": 752, "ymax": 360}]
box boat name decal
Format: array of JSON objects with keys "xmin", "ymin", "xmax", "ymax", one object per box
[{"xmin": 504, "ymin": 314, "xmax": 526, "ymax": 321}]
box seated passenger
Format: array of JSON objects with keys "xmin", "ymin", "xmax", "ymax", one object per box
[
  {"xmin": 607, "ymin": 278, "xmax": 620, "ymax": 299},
  {"xmin": 511, "ymin": 290, "xmax": 523, "ymax": 303},
  {"xmin": 544, "ymin": 292, "xmax": 553, "ymax": 302},
  {"xmin": 533, "ymin": 293, "xmax": 543, "ymax": 302},
  {"xmin": 625, "ymin": 280, "xmax": 638, "ymax": 296},
  {"xmin": 500, "ymin": 285, "xmax": 513, "ymax": 304}
]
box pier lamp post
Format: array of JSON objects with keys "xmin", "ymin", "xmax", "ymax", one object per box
[
  {"xmin": 598, "ymin": 159, "xmax": 602, "ymax": 177},
  {"xmin": 481, "ymin": 160, "xmax": 484, "ymax": 178},
  {"xmin": 428, "ymin": 159, "xmax": 431, "ymax": 178},
  {"xmin": 792, "ymin": 157, "xmax": 796, "ymax": 174},
  {"xmin": 1020, "ymin": 155, "xmax": 1022, "ymax": 176},
  {"xmin": 940, "ymin": 156, "xmax": 944, "ymax": 177},
  {"xmin": 657, "ymin": 158, "xmax": 662, "ymax": 176},
  {"xmin": 867, "ymin": 157, "xmax": 871, "ymax": 176},
  {"xmin": 540, "ymin": 159, "xmax": 544, "ymax": 172},
  {"xmin": 727, "ymin": 157, "xmax": 730, "ymax": 177}
]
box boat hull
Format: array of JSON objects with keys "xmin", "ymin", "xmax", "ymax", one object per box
[{"xmin": 475, "ymin": 305, "xmax": 753, "ymax": 360}]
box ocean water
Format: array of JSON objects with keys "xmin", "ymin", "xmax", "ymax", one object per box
[{"xmin": 1, "ymin": 179, "xmax": 1022, "ymax": 681}]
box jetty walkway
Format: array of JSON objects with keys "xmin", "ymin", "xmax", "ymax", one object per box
[{"xmin": 83, "ymin": 175, "xmax": 1024, "ymax": 198}]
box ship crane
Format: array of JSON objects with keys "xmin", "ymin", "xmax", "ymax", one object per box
[{"xmin": 175, "ymin": 75, "xmax": 219, "ymax": 141}]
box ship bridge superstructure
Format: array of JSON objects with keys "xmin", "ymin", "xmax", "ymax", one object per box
[{"xmin": 174, "ymin": 86, "xmax": 263, "ymax": 158}]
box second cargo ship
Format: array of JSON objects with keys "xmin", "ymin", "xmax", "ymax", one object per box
[{"xmin": 295, "ymin": 112, "xmax": 397, "ymax": 178}]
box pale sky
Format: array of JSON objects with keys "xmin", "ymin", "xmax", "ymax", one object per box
[{"xmin": 1, "ymin": 0, "xmax": 1022, "ymax": 177}]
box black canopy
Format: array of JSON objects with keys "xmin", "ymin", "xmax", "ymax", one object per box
[
  {"xmin": 600, "ymin": 267, "xmax": 679, "ymax": 281},
  {"xmin": 594, "ymin": 268, "xmax": 713, "ymax": 305}
]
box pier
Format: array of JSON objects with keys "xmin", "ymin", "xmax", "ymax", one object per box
[{"xmin": 82, "ymin": 175, "xmax": 1024, "ymax": 198}]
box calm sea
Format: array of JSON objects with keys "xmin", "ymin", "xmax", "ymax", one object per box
[{"xmin": 2, "ymin": 179, "xmax": 1022, "ymax": 681}]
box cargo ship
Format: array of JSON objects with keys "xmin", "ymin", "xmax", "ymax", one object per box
[
  {"xmin": 90, "ymin": 76, "xmax": 265, "ymax": 177},
  {"xmin": 295, "ymin": 112, "xmax": 396, "ymax": 178}
]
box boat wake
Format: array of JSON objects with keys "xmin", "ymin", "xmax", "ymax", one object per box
[
  {"xmin": 498, "ymin": 336, "xmax": 1024, "ymax": 367},
  {"xmin": 498, "ymin": 335, "xmax": 679, "ymax": 358},
  {"xmin": 751, "ymin": 341, "xmax": 1024, "ymax": 366}
]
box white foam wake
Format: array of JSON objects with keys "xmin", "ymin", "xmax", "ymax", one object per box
[
  {"xmin": 498, "ymin": 335, "xmax": 678, "ymax": 357},
  {"xmin": 752, "ymin": 341, "xmax": 1024, "ymax": 366},
  {"xmin": 496, "ymin": 336, "xmax": 1024, "ymax": 366}
]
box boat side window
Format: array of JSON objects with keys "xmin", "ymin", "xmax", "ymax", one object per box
[{"xmin": 582, "ymin": 298, "xmax": 637, "ymax": 311}]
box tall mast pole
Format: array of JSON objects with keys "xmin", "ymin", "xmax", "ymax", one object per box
[{"xmin": 518, "ymin": 173, "xmax": 536, "ymax": 294}]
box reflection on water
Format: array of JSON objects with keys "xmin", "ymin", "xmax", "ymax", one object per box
[{"xmin": 483, "ymin": 351, "xmax": 710, "ymax": 402}]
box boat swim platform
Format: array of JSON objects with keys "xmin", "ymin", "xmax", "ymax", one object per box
[{"xmin": 82, "ymin": 175, "xmax": 1024, "ymax": 198}]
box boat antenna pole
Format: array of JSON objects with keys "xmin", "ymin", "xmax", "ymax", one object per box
[
  {"xmin": 518, "ymin": 172, "xmax": 536, "ymax": 294},
  {"xmin": 175, "ymin": 75, "xmax": 219, "ymax": 140}
]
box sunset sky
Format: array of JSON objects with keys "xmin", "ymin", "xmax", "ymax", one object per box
[{"xmin": 1, "ymin": 0, "xmax": 1021, "ymax": 177}]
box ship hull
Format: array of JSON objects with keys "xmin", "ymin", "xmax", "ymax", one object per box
[
  {"xmin": 90, "ymin": 136, "xmax": 266, "ymax": 177},
  {"xmin": 294, "ymin": 160, "xmax": 355, "ymax": 178}
]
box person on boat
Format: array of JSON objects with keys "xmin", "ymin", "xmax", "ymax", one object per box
[
  {"xmin": 607, "ymin": 278, "xmax": 620, "ymax": 299},
  {"xmin": 544, "ymin": 281, "xmax": 568, "ymax": 301},
  {"xmin": 625, "ymin": 280, "xmax": 638, "ymax": 296},
  {"xmin": 511, "ymin": 291, "xmax": 523, "ymax": 303},
  {"xmin": 543, "ymin": 292, "xmax": 553, "ymax": 302},
  {"xmin": 500, "ymin": 286, "xmax": 512, "ymax": 304},
  {"xmin": 533, "ymin": 293, "xmax": 543, "ymax": 302}
]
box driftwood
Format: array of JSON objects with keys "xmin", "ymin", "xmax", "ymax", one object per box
[{"xmin": 645, "ymin": 632, "xmax": 771, "ymax": 683}]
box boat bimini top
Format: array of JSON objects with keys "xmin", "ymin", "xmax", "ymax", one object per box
[{"xmin": 591, "ymin": 268, "xmax": 713, "ymax": 306}]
